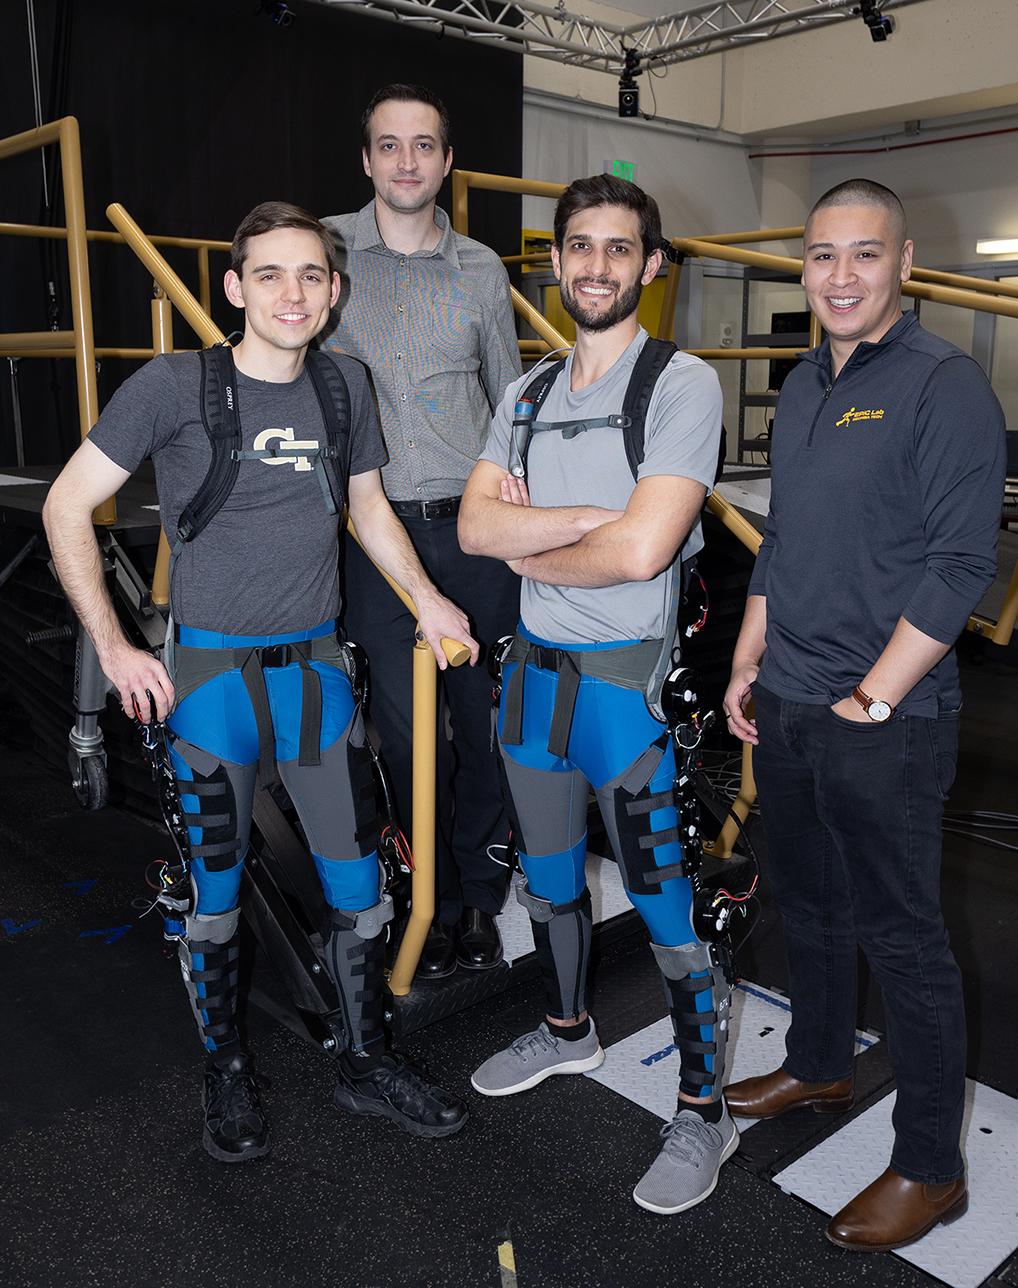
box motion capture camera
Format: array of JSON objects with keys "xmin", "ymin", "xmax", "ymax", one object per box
[
  {"xmin": 855, "ymin": 0, "xmax": 894, "ymax": 41},
  {"xmin": 618, "ymin": 48, "xmax": 641, "ymax": 118},
  {"xmin": 256, "ymin": 1, "xmax": 295, "ymax": 28}
]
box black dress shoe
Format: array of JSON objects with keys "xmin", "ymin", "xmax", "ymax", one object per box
[
  {"xmin": 416, "ymin": 921, "xmax": 457, "ymax": 980},
  {"xmin": 456, "ymin": 907, "xmax": 503, "ymax": 970}
]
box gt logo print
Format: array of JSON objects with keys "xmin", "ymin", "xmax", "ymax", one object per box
[{"xmin": 253, "ymin": 426, "xmax": 320, "ymax": 472}]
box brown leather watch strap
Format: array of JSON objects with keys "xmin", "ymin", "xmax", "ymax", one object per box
[{"xmin": 852, "ymin": 685, "xmax": 895, "ymax": 718}]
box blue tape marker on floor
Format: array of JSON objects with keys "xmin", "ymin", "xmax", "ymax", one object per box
[
  {"xmin": 64, "ymin": 879, "xmax": 97, "ymax": 896},
  {"xmin": 79, "ymin": 925, "xmax": 132, "ymax": 945},
  {"xmin": 1, "ymin": 917, "xmax": 42, "ymax": 936}
]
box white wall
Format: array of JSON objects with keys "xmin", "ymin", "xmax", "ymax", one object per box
[
  {"xmin": 521, "ymin": 96, "xmax": 761, "ymax": 240},
  {"xmin": 807, "ymin": 128, "xmax": 1018, "ymax": 268}
]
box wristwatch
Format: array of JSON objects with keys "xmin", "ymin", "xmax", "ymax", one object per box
[{"xmin": 852, "ymin": 685, "xmax": 894, "ymax": 723}]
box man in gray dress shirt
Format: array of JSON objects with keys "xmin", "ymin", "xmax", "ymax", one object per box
[{"xmin": 323, "ymin": 84, "xmax": 522, "ymax": 977}]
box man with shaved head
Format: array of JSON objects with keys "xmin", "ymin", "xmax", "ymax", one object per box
[{"xmin": 722, "ymin": 179, "xmax": 1005, "ymax": 1250}]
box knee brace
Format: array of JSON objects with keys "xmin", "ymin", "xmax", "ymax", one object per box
[
  {"xmin": 321, "ymin": 895, "xmax": 394, "ymax": 1054},
  {"xmin": 178, "ymin": 907, "xmax": 241, "ymax": 1054},
  {"xmin": 651, "ymin": 940, "xmax": 732, "ymax": 1101},
  {"xmin": 517, "ymin": 882, "xmax": 592, "ymax": 1020},
  {"xmin": 599, "ymin": 740, "xmax": 686, "ymax": 899}
]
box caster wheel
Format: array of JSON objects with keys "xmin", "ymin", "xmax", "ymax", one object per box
[{"xmin": 73, "ymin": 756, "xmax": 109, "ymax": 810}]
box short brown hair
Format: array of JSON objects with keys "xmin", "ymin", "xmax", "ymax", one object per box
[
  {"xmin": 231, "ymin": 201, "xmax": 340, "ymax": 277},
  {"xmin": 553, "ymin": 174, "xmax": 662, "ymax": 263},
  {"xmin": 807, "ymin": 178, "xmax": 907, "ymax": 244},
  {"xmin": 361, "ymin": 83, "xmax": 451, "ymax": 156}
]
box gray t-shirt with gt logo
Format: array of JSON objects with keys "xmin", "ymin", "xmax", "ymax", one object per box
[{"xmin": 88, "ymin": 350, "xmax": 386, "ymax": 635}]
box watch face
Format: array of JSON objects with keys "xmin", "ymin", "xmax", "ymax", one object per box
[{"xmin": 868, "ymin": 700, "xmax": 892, "ymax": 722}]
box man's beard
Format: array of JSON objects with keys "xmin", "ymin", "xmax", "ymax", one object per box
[{"xmin": 559, "ymin": 276, "xmax": 642, "ymax": 333}]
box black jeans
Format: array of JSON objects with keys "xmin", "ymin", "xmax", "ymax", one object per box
[
  {"xmin": 342, "ymin": 514, "xmax": 520, "ymax": 922},
  {"xmin": 752, "ymin": 682, "xmax": 965, "ymax": 1184}
]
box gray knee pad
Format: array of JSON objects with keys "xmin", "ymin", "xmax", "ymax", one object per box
[
  {"xmin": 178, "ymin": 907, "xmax": 242, "ymax": 1053},
  {"xmin": 651, "ymin": 940, "xmax": 732, "ymax": 1101},
  {"xmin": 517, "ymin": 882, "xmax": 592, "ymax": 1020},
  {"xmin": 321, "ymin": 896, "xmax": 394, "ymax": 1054}
]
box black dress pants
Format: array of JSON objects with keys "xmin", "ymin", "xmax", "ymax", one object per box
[
  {"xmin": 342, "ymin": 514, "xmax": 520, "ymax": 922},
  {"xmin": 752, "ymin": 682, "xmax": 965, "ymax": 1184}
]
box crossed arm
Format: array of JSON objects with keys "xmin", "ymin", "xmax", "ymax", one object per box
[{"xmin": 459, "ymin": 459, "xmax": 707, "ymax": 589}]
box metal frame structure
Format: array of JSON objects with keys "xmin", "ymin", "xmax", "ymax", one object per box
[{"xmin": 317, "ymin": 0, "xmax": 929, "ymax": 71}]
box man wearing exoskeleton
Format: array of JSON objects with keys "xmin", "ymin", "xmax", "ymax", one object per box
[
  {"xmin": 43, "ymin": 201, "xmax": 478, "ymax": 1162},
  {"xmin": 459, "ymin": 174, "xmax": 735, "ymax": 1213}
]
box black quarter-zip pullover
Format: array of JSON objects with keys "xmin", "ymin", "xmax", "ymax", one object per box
[{"xmin": 749, "ymin": 311, "xmax": 1006, "ymax": 716}]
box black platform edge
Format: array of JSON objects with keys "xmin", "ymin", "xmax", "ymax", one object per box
[
  {"xmin": 991, "ymin": 1245, "xmax": 1018, "ymax": 1285},
  {"xmin": 732, "ymin": 1037, "xmax": 895, "ymax": 1178}
]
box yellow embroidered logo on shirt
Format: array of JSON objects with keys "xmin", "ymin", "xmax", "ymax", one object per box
[{"xmin": 835, "ymin": 406, "xmax": 885, "ymax": 428}]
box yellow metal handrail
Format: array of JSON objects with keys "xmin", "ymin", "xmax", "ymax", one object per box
[
  {"xmin": 0, "ymin": 117, "xmax": 111, "ymax": 522},
  {"xmin": 105, "ymin": 201, "xmax": 470, "ymax": 995}
]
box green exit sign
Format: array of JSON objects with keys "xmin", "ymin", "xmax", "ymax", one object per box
[{"xmin": 604, "ymin": 158, "xmax": 637, "ymax": 183}]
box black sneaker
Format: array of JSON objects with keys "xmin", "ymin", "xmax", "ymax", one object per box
[
  {"xmin": 201, "ymin": 1051, "xmax": 270, "ymax": 1163},
  {"xmin": 333, "ymin": 1052, "xmax": 468, "ymax": 1138}
]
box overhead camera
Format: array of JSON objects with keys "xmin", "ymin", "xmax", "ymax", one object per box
[
  {"xmin": 256, "ymin": 1, "xmax": 295, "ymax": 28},
  {"xmin": 855, "ymin": 0, "xmax": 895, "ymax": 42},
  {"xmin": 618, "ymin": 47, "xmax": 641, "ymax": 118}
]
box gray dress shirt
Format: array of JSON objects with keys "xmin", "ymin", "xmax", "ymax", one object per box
[{"xmin": 322, "ymin": 202, "xmax": 521, "ymax": 502}]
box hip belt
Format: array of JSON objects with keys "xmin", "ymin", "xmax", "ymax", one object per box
[
  {"xmin": 500, "ymin": 634, "xmax": 663, "ymax": 758},
  {"xmin": 171, "ymin": 623, "xmax": 350, "ymax": 785}
]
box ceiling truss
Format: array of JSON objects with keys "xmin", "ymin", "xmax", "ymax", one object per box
[{"xmin": 318, "ymin": 0, "xmax": 930, "ymax": 73}]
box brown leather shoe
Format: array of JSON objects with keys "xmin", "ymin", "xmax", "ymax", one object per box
[
  {"xmin": 826, "ymin": 1168, "xmax": 967, "ymax": 1252},
  {"xmin": 723, "ymin": 1067, "xmax": 854, "ymax": 1119}
]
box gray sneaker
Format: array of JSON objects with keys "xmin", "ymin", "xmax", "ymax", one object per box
[
  {"xmin": 471, "ymin": 1021, "xmax": 605, "ymax": 1096},
  {"xmin": 633, "ymin": 1105, "xmax": 739, "ymax": 1214}
]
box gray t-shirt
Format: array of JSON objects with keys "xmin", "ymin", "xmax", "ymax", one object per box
[
  {"xmin": 88, "ymin": 351, "xmax": 386, "ymax": 634},
  {"xmin": 480, "ymin": 329, "xmax": 722, "ymax": 645}
]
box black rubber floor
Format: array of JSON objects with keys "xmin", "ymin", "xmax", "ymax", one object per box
[{"xmin": 1, "ymin": 643, "xmax": 1016, "ymax": 1288}]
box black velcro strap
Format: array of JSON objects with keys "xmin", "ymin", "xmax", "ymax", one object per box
[
  {"xmin": 678, "ymin": 1009, "xmax": 718, "ymax": 1028},
  {"xmin": 621, "ymin": 338, "xmax": 677, "ymax": 481},
  {"xmin": 191, "ymin": 838, "xmax": 242, "ymax": 859},
  {"xmin": 295, "ymin": 647, "xmax": 322, "ymax": 768},
  {"xmin": 676, "ymin": 1068, "xmax": 716, "ymax": 1088},
  {"xmin": 501, "ymin": 655, "xmax": 527, "ymax": 746},
  {"xmin": 182, "ymin": 812, "xmax": 231, "ymax": 829},
  {"xmin": 240, "ymin": 648, "xmax": 278, "ymax": 787},
  {"xmin": 626, "ymin": 791, "xmax": 675, "ymax": 816},
  {"xmin": 638, "ymin": 826, "xmax": 680, "ymax": 850},
  {"xmin": 642, "ymin": 861, "xmax": 686, "ymax": 885},
  {"xmin": 177, "ymin": 780, "xmax": 227, "ymax": 797},
  {"xmin": 547, "ymin": 651, "xmax": 580, "ymax": 759},
  {"xmin": 677, "ymin": 1038, "xmax": 717, "ymax": 1055},
  {"xmin": 676, "ymin": 975, "xmax": 715, "ymax": 994}
]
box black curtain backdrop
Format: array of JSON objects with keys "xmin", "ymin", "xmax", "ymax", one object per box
[{"xmin": 0, "ymin": 0, "xmax": 522, "ymax": 465}]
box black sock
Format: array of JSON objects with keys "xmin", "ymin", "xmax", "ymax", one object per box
[
  {"xmin": 550, "ymin": 1016, "xmax": 591, "ymax": 1043},
  {"xmin": 341, "ymin": 1045, "xmax": 385, "ymax": 1078},
  {"xmin": 681, "ymin": 1096, "xmax": 724, "ymax": 1123}
]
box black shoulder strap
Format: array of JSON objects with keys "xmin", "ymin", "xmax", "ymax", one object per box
[
  {"xmin": 509, "ymin": 357, "xmax": 567, "ymax": 479},
  {"xmin": 304, "ymin": 349, "xmax": 352, "ymax": 514},
  {"xmin": 177, "ymin": 345, "xmax": 242, "ymax": 545},
  {"xmin": 621, "ymin": 338, "xmax": 677, "ymax": 481}
]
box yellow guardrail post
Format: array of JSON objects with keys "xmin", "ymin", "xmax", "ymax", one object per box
[{"xmin": 150, "ymin": 287, "xmax": 174, "ymax": 609}]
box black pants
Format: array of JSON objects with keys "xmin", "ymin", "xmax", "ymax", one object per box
[
  {"xmin": 343, "ymin": 514, "xmax": 520, "ymax": 922},
  {"xmin": 752, "ymin": 682, "xmax": 965, "ymax": 1184}
]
